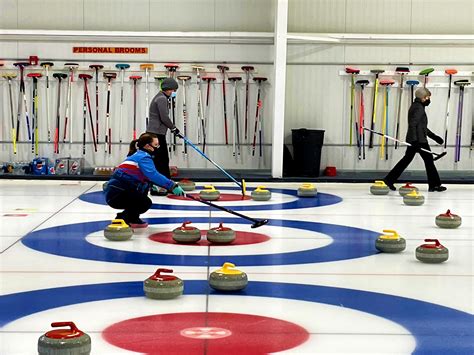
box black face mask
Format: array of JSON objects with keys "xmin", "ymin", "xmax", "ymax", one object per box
[{"xmin": 422, "ymin": 99, "xmax": 431, "ymax": 106}]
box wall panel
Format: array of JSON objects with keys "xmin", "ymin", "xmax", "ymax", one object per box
[
  {"xmin": 17, "ymin": 0, "xmax": 84, "ymax": 30},
  {"xmin": 84, "ymin": 0, "xmax": 150, "ymax": 31},
  {"xmin": 0, "ymin": 0, "xmax": 18, "ymax": 29},
  {"xmin": 288, "ymin": 0, "xmax": 346, "ymax": 33},
  {"xmin": 345, "ymin": 0, "xmax": 413, "ymax": 34},
  {"xmin": 215, "ymin": 0, "xmax": 274, "ymax": 32},
  {"xmin": 149, "ymin": 0, "xmax": 215, "ymax": 31},
  {"xmin": 411, "ymin": 0, "xmax": 474, "ymax": 34}
]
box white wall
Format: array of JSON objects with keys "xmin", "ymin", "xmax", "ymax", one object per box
[
  {"xmin": 1, "ymin": 0, "xmax": 473, "ymax": 172},
  {"xmin": 285, "ymin": 44, "xmax": 474, "ymax": 172},
  {"xmin": 0, "ymin": 43, "xmax": 274, "ymax": 170}
]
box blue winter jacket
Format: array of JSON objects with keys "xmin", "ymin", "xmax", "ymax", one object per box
[{"xmin": 105, "ymin": 150, "xmax": 175, "ymax": 196}]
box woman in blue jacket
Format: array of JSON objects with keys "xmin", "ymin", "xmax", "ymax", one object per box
[{"xmin": 104, "ymin": 133, "xmax": 184, "ymax": 228}]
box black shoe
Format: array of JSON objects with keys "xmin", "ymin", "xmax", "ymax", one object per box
[
  {"xmin": 429, "ymin": 186, "xmax": 447, "ymax": 192},
  {"xmin": 128, "ymin": 217, "xmax": 148, "ymax": 229},
  {"xmin": 115, "ymin": 212, "xmax": 126, "ymax": 221},
  {"xmin": 383, "ymin": 180, "xmax": 396, "ymax": 191}
]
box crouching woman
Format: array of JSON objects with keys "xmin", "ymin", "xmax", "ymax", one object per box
[{"xmin": 104, "ymin": 132, "xmax": 184, "ymax": 228}]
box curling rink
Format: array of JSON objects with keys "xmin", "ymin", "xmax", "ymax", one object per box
[{"xmin": 0, "ymin": 180, "xmax": 473, "ymax": 354}]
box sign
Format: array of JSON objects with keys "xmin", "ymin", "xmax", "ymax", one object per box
[{"xmin": 73, "ymin": 47, "xmax": 148, "ymax": 54}]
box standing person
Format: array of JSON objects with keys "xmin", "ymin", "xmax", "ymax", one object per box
[
  {"xmin": 384, "ymin": 88, "xmax": 446, "ymax": 192},
  {"xmin": 147, "ymin": 77, "xmax": 180, "ymax": 195},
  {"xmin": 103, "ymin": 133, "xmax": 184, "ymax": 228}
]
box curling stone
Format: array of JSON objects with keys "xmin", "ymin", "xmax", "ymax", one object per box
[
  {"xmin": 38, "ymin": 322, "xmax": 91, "ymax": 355},
  {"xmin": 399, "ymin": 183, "xmax": 419, "ymax": 196},
  {"xmin": 199, "ymin": 185, "xmax": 220, "ymax": 201},
  {"xmin": 207, "ymin": 223, "xmax": 236, "ymax": 244},
  {"xmin": 370, "ymin": 180, "xmax": 390, "ymax": 195},
  {"xmin": 435, "ymin": 209, "xmax": 462, "ymax": 229},
  {"xmin": 172, "ymin": 221, "xmax": 201, "ymax": 243},
  {"xmin": 209, "ymin": 262, "xmax": 248, "ymax": 291},
  {"xmin": 416, "ymin": 239, "xmax": 449, "ymax": 263},
  {"xmin": 251, "ymin": 185, "xmax": 271, "ymax": 201},
  {"xmin": 104, "ymin": 219, "xmax": 133, "ymax": 241},
  {"xmin": 143, "ymin": 268, "xmax": 184, "ymax": 299},
  {"xmin": 297, "ymin": 183, "xmax": 317, "ymax": 197},
  {"xmin": 178, "ymin": 179, "xmax": 196, "ymax": 191},
  {"xmin": 403, "ymin": 190, "xmax": 425, "ymax": 206},
  {"xmin": 375, "ymin": 229, "xmax": 406, "ymax": 253}
]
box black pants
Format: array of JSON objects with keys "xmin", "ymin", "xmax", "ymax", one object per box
[
  {"xmin": 384, "ymin": 143, "xmax": 441, "ymax": 188},
  {"xmin": 152, "ymin": 133, "xmax": 170, "ymax": 179},
  {"xmin": 106, "ymin": 185, "xmax": 152, "ymax": 223}
]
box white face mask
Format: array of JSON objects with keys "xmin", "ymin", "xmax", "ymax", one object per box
[{"xmin": 171, "ymin": 92, "xmax": 177, "ymax": 98}]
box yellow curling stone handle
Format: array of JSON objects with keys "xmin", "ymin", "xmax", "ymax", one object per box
[
  {"xmin": 406, "ymin": 190, "xmax": 420, "ymax": 197},
  {"xmin": 108, "ymin": 219, "xmax": 130, "ymax": 229},
  {"xmin": 255, "ymin": 185, "xmax": 268, "ymax": 192},
  {"xmin": 380, "ymin": 229, "xmax": 400, "ymax": 240},
  {"xmin": 217, "ymin": 262, "xmax": 243, "ymax": 275},
  {"xmin": 203, "ymin": 185, "xmax": 217, "ymax": 192},
  {"xmin": 374, "ymin": 180, "xmax": 387, "ymax": 186},
  {"xmin": 301, "ymin": 183, "xmax": 315, "ymax": 189}
]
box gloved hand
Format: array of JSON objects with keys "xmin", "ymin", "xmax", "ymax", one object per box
[
  {"xmin": 432, "ymin": 135, "xmax": 444, "ymax": 145},
  {"xmin": 172, "ymin": 184, "xmax": 184, "ymax": 196},
  {"xmin": 171, "ymin": 127, "xmax": 180, "ymax": 136}
]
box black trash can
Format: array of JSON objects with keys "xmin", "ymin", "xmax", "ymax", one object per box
[{"xmin": 292, "ymin": 129, "xmax": 325, "ymax": 177}]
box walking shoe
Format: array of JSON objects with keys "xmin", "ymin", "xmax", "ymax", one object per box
[
  {"xmin": 429, "ymin": 186, "xmax": 447, "ymax": 192},
  {"xmin": 129, "ymin": 218, "xmax": 149, "ymax": 229},
  {"xmin": 383, "ymin": 180, "xmax": 396, "ymax": 191}
]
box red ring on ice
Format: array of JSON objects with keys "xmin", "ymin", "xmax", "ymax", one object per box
[{"xmin": 103, "ymin": 312, "xmax": 310, "ymax": 355}]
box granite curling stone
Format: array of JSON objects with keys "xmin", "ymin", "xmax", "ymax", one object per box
[
  {"xmin": 375, "ymin": 229, "xmax": 406, "ymax": 253},
  {"xmin": 178, "ymin": 179, "xmax": 196, "ymax": 191},
  {"xmin": 172, "ymin": 221, "xmax": 202, "ymax": 243},
  {"xmin": 416, "ymin": 239, "xmax": 449, "ymax": 263},
  {"xmin": 370, "ymin": 180, "xmax": 390, "ymax": 195},
  {"xmin": 38, "ymin": 322, "xmax": 91, "ymax": 355},
  {"xmin": 251, "ymin": 185, "xmax": 271, "ymax": 201},
  {"xmin": 398, "ymin": 183, "xmax": 419, "ymax": 196},
  {"xmin": 207, "ymin": 223, "xmax": 236, "ymax": 244},
  {"xmin": 104, "ymin": 219, "xmax": 133, "ymax": 241},
  {"xmin": 143, "ymin": 268, "xmax": 184, "ymax": 299},
  {"xmin": 297, "ymin": 183, "xmax": 317, "ymax": 197},
  {"xmin": 199, "ymin": 185, "xmax": 220, "ymax": 201},
  {"xmin": 403, "ymin": 190, "xmax": 425, "ymax": 206},
  {"xmin": 435, "ymin": 209, "xmax": 462, "ymax": 229},
  {"xmin": 209, "ymin": 262, "xmax": 248, "ymax": 291}
]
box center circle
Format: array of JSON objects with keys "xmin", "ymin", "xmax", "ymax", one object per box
[
  {"xmin": 167, "ymin": 193, "xmax": 252, "ymax": 202},
  {"xmin": 149, "ymin": 230, "xmax": 270, "ymax": 246},
  {"xmin": 180, "ymin": 327, "xmax": 232, "ymax": 339},
  {"xmin": 102, "ymin": 312, "xmax": 310, "ymax": 354}
]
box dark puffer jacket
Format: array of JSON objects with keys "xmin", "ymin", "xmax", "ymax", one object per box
[{"xmin": 406, "ymin": 98, "xmax": 437, "ymax": 144}]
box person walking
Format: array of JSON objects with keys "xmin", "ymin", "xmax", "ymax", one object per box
[
  {"xmin": 103, "ymin": 133, "xmax": 184, "ymax": 228},
  {"xmin": 384, "ymin": 88, "xmax": 447, "ymax": 192}
]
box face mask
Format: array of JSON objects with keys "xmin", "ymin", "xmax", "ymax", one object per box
[
  {"xmin": 171, "ymin": 92, "xmax": 176, "ymax": 98},
  {"xmin": 422, "ymin": 99, "xmax": 431, "ymax": 106}
]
